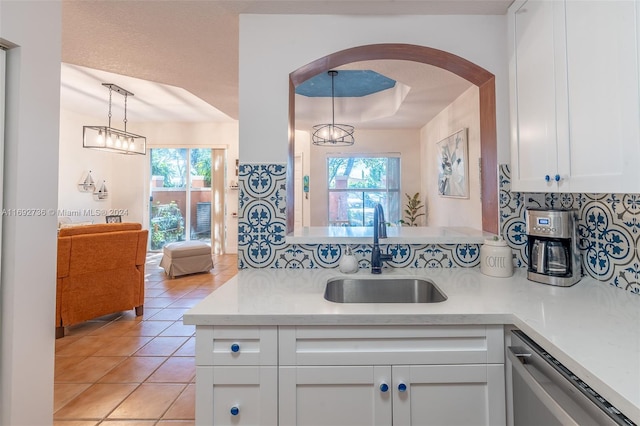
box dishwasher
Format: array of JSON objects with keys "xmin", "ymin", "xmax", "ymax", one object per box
[{"xmin": 507, "ymin": 329, "xmax": 636, "ymax": 426}]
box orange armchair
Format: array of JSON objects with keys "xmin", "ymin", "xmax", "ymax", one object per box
[{"xmin": 56, "ymin": 223, "xmax": 149, "ymax": 338}]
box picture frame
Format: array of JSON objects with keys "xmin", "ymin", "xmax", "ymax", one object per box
[{"xmin": 436, "ymin": 128, "xmax": 469, "ymax": 198}]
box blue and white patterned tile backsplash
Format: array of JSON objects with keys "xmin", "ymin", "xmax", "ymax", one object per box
[
  {"xmin": 237, "ymin": 163, "xmax": 480, "ymax": 270},
  {"xmin": 238, "ymin": 162, "xmax": 638, "ymax": 295},
  {"xmin": 499, "ymin": 164, "xmax": 639, "ymax": 295}
]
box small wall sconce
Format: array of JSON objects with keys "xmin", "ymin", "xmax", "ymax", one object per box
[
  {"xmin": 93, "ymin": 180, "xmax": 109, "ymax": 201},
  {"xmin": 78, "ymin": 170, "xmax": 95, "ymax": 192}
]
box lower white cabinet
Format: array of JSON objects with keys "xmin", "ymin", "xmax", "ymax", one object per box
[
  {"xmin": 279, "ymin": 364, "xmax": 504, "ymax": 426},
  {"xmin": 195, "ymin": 325, "xmax": 506, "ymax": 425},
  {"xmin": 196, "ymin": 366, "xmax": 278, "ymax": 426}
]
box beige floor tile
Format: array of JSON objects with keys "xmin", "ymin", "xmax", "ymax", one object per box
[
  {"xmin": 53, "ymin": 421, "xmax": 99, "ymax": 426},
  {"xmin": 147, "ymin": 308, "xmax": 188, "ymax": 321},
  {"xmin": 146, "ymin": 357, "xmax": 195, "ymax": 383},
  {"xmin": 167, "ymin": 298, "xmax": 201, "ymax": 309},
  {"xmin": 97, "ymin": 421, "xmax": 155, "ymax": 426},
  {"xmin": 143, "ymin": 297, "xmax": 176, "ymax": 309},
  {"xmin": 172, "ymin": 337, "xmax": 195, "ymax": 357},
  {"xmin": 98, "ymin": 356, "xmax": 166, "ymax": 383},
  {"xmin": 54, "ymin": 383, "xmax": 92, "ymax": 412},
  {"xmin": 56, "ymin": 336, "xmax": 114, "ymax": 357},
  {"xmin": 122, "ymin": 320, "xmax": 173, "ymax": 337},
  {"xmin": 156, "ymin": 422, "xmax": 194, "ymax": 426},
  {"xmin": 108, "ymin": 383, "xmax": 186, "ymax": 419},
  {"xmin": 55, "ymin": 356, "xmax": 86, "ymax": 378},
  {"xmin": 158, "ymin": 322, "xmax": 195, "ymax": 337},
  {"xmin": 134, "ymin": 337, "xmax": 189, "ymax": 357},
  {"xmin": 56, "ymin": 356, "xmax": 125, "ymax": 383},
  {"xmin": 162, "ymin": 384, "xmax": 195, "ymax": 420},
  {"xmin": 87, "ymin": 321, "xmax": 137, "ymax": 337},
  {"xmin": 91, "ymin": 336, "xmax": 154, "ymax": 357},
  {"xmin": 54, "ymin": 383, "xmax": 137, "ymax": 420}
]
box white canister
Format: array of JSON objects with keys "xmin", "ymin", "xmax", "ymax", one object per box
[
  {"xmin": 339, "ymin": 246, "xmax": 359, "ymax": 274},
  {"xmin": 480, "ymin": 238, "xmax": 514, "ymax": 277}
]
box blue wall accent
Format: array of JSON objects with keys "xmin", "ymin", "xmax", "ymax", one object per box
[{"xmin": 499, "ymin": 164, "xmax": 639, "ymax": 295}]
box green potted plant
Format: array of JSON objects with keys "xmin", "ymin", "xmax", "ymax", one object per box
[{"xmin": 402, "ymin": 192, "xmax": 426, "ymax": 226}]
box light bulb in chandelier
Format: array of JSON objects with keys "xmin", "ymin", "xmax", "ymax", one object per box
[
  {"xmin": 106, "ymin": 132, "xmax": 113, "ymax": 146},
  {"xmin": 96, "ymin": 129, "xmax": 104, "ymax": 146}
]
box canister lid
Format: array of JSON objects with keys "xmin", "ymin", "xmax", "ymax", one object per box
[{"xmin": 483, "ymin": 237, "xmax": 508, "ymax": 247}]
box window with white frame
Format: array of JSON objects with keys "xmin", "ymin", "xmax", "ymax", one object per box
[{"xmin": 327, "ymin": 155, "xmax": 400, "ymax": 226}]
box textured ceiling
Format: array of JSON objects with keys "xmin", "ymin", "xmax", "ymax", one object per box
[{"xmin": 61, "ymin": 0, "xmax": 510, "ymax": 128}]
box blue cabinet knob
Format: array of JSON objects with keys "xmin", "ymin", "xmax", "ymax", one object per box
[
  {"xmin": 554, "ymin": 174, "xmax": 561, "ymax": 182},
  {"xmin": 544, "ymin": 175, "xmax": 551, "ymax": 182},
  {"xmin": 379, "ymin": 383, "xmax": 389, "ymax": 393},
  {"xmin": 398, "ymin": 382, "xmax": 407, "ymax": 392},
  {"xmin": 230, "ymin": 405, "xmax": 239, "ymax": 416},
  {"xmin": 230, "ymin": 343, "xmax": 240, "ymax": 353}
]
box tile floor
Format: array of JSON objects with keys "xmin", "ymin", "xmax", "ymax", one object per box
[{"xmin": 53, "ymin": 252, "xmax": 238, "ymax": 426}]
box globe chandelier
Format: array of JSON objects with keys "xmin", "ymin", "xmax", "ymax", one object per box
[{"xmin": 312, "ymin": 70, "xmax": 355, "ymax": 147}]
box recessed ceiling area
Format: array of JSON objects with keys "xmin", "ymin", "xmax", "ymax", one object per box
[
  {"xmin": 295, "ymin": 60, "xmax": 473, "ymax": 130},
  {"xmin": 296, "ymin": 70, "xmax": 397, "ymax": 97}
]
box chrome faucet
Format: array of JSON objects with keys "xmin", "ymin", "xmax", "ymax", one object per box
[{"xmin": 371, "ymin": 203, "xmax": 392, "ymax": 274}]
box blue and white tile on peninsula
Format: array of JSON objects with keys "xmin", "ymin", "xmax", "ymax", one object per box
[
  {"xmin": 498, "ymin": 164, "xmax": 640, "ymax": 295},
  {"xmin": 238, "ymin": 164, "xmax": 287, "ymax": 268},
  {"xmin": 238, "ymin": 162, "xmax": 482, "ymax": 271}
]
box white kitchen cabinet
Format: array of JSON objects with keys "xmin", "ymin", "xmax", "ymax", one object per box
[
  {"xmin": 196, "ymin": 366, "xmax": 278, "ymax": 426},
  {"xmin": 279, "ymin": 325, "xmax": 506, "ymax": 426},
  {"xmin": 508, "ymin": 0, "xmax": 567, "ymax": 192},
  {"xmin": 279, "ymin": 364, "xmax": 505, "ymax": 426},
  {"xmin": 509, "ymin": 0, "xmax": 640, "ymax": 193},
  {"xmin": 279, "ymin": 366, "xmax": 392, "ymax": 426},
  {"xmin": 195, "ymin": 326, "xmax": 278, "ymax": 425},
  {"xmin": 195, "ymin": 324, "xmax": 505, "ymax": 425}
]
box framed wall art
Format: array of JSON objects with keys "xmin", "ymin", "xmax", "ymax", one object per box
[{"xmin": 436, "ymin": 128, "xmax": 469, "ymax": 198}]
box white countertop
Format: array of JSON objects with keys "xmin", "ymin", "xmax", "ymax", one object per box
[
  {"xmin": 184, "ymin": 267, "xmax": 640, "ymax": 423},
  {"xmin": 285, "ymin": 226, "xmax": 495, "ymax": 244}
]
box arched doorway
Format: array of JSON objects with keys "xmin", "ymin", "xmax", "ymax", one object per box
[{"xmin": 287, "ymin": 43, "xmax": 497, "ymax": 234}]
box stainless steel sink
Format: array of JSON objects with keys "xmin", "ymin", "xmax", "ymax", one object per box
[{"xmin": 324, "ymin": 277, "xmax": 447, "ymax": 303}]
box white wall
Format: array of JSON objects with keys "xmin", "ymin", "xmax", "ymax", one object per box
[
  {"xmin": 422, "ymin": 86, "xmax": 482, "ymax": 229},
  {"xmin": 307, "ymin": 128, "xmax": 422, "ymax": 226},
  {"xmin": 239, "ymin": 14, "xmax": 509, "ymax": 165},
  {"xmin": 58, "ymin": 108, "xmax": 144, "ymax": 223},
  {"xmin": 0, "ymin": 1, "xmax": 61, "ymax": 425}
]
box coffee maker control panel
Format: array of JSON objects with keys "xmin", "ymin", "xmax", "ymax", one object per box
[{"xmin": 526, "ymin": 209, "xmax": 574, "ymax": 239}]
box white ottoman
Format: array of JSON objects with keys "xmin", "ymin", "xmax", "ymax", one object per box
[{"xmin": 160, "ymin": 241, "xmax": 213, "ymax": 278}]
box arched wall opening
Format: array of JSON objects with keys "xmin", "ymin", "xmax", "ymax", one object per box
[{"xmin": 287, "ymin": 43, "xmax": 498, "ymax": 234}]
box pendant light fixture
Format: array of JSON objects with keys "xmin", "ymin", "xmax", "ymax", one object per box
[
  {"xmin": 312, "ymin": 70, "xmax": 355, "ymax": 146},
  {"xmin": 83, "ymin": 83, "xmax": 147, "ymax": 155}
]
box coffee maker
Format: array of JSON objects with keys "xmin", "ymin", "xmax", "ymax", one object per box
[{"xmin": 526, "ymin": 208, "xmax": 581, "ymax": 287}]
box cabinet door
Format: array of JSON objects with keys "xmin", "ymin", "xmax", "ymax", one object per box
[
  {"xmin": 509, "ymin": 0, "xmax": 567, "ymax": 192},
  {"xmin": 562, "ymin": 0, "xmax": 640, "ymax": 193},
  {"xmin": 392, "ymin": 364, "xmax": 506, "ymax": 426},
  {"xmin": 279, "ymin": 366, "xmax": 392, "ymax": 426},
  {"xmin": 195, "ymin": 366, "xmax": 277, "ymax": 426}
]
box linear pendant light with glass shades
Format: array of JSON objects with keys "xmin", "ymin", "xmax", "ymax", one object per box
[
  {"xmin": 83, "ymin": 83, "xmax": 147, "ymax": 155},
  {"xmin": 312, "ymin": 70, "xmax": 355, "ymax": 147}
]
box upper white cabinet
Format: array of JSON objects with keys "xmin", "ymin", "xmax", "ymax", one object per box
[{"xmin": 509, "ymin": 0, "xmax": 640, "ymax": 193}]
